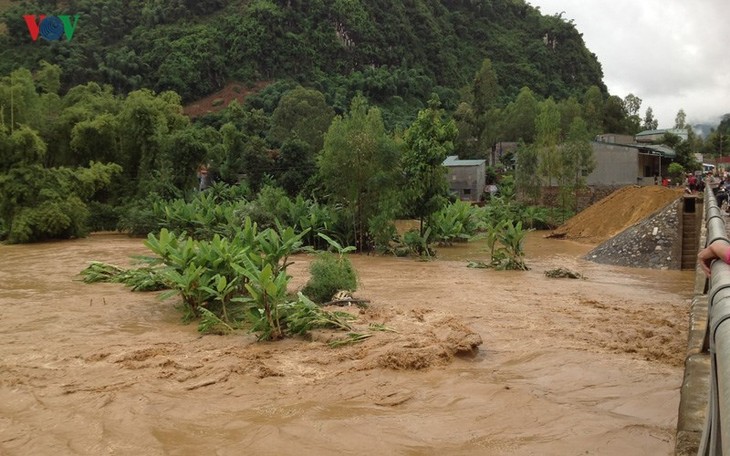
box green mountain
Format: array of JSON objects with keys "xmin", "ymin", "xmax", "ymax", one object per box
[{"xmin": 0, "ymin": 0, "xmax": 606, "ymax": 112}]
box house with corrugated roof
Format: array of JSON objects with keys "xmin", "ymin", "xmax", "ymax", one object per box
[{"xmin": 442, "ymin": 155, "xmax": 486, "ymax": 202}]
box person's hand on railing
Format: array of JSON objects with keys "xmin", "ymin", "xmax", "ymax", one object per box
[{"xmin": 698, "ymin": 240, "xmax": 730, "ymax": 276}]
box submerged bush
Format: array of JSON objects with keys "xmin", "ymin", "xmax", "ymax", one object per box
[{"xmin": 302, "ymin": 252, "xmax": 357, "ymax": 304}]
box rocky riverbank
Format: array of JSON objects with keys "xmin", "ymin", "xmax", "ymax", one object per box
[
  {"xmin": 550, "ymin": 185, "xmax": 687, "ymax": 269},
  {"xmin": 585, "ymin": 199, "xmax": 681, "ymax": 269}
]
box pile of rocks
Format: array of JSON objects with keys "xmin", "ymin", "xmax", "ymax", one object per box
[{"xmin": 584, "ymin": 199, "xmax": 681, "ymax": 269}]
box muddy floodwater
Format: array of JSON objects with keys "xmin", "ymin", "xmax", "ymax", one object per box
[{"xmin": 0, "ymin": 232, "xmax": 693, "ymax": 455}]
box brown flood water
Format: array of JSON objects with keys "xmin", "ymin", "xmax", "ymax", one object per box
[{"xmin": 0, "ymin": 232, "xmax": 693, "ymax": 455}]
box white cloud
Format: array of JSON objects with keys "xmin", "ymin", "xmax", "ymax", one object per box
[{"xmin": 527, "ymin": 0, "xmax": 730, "ymax": 128}]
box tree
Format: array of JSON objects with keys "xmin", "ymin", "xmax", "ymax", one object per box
[
  {"xmin": 667, "ymin": 162, "xmax": 685, "ymax": 183},
  {"xmin": 718, "ymin": 114, "xmax": 730, "ymax": 136},
  {"xmin": 161, "ymin": 126, "xmax": 218, "ymax": 191},
  {"xmin": 559, "ymin": 117, "xmax": 595, "ymax": 211},
  {"xmin": 35, "ymin": 60, "xmax": 62, "ymax": 95},
  {"xmin": 623, "ymin": 94, "xmax": 642, "ymax": 118},
  {"xmin": 675, "ymin": 108, "xmax": 687, "ymax": 129},
  {"xmin": 0, "ymin": 125, "xmax": 46, "ymax": 171},
  {"xmin": 268, "ymin": 86, "xmax": 335, "ymax": 154},
  {"xmin": 622, "ymin": 95, "xmax": 642, "ymax": 134},
  {"xmin": 663, "ymin": 132, "xmax": 697, "ymax": 170},
  {"xmin": 116, "ymin": 89, "xmax": 189, "ymax": 193},
  {"xmin": 557, "ymin": 96, "xmax": 582, "ymax": 138},
  {"xmin": 466, "ymin": 58, "xmax": 502, "ymax": 160},
  {"xmin": 70, "ymin": 113, "xmax": 120, "ymax": 165},
  {"xmin": 207, "ymin": 122, "xmax": 245, "ymax": 184},
  {"xmin": 276, "ymin": 138, "xmax": 316, "ymax": 196},
  {"xmin": 241, "ymin": 135, "xmax": 274, "ymax": 192},
  {"xmin": 642, "ymin": 107, "xmax": 659, "ymax": 130},
  {"xmin": 472, "ymin": 58, "xmax": 500, "ymax": 115},
  {"xmin": 154, "ymin": 25, "xmax": 227, "ymax": 100},
  {"xmin": 318, "ymin": 95, "xmax": 399, "ymax": 250},
  {"xmin": 582, "ymin": 85, "xmax": 604, "ymax": 134},
  {"xmin": 535, "ymin": 98, "xmax": 561, "ymax": 187},
  {"xmin": 0, "ymin": 159, "xmax": 122, "ymax": 243},
  {"xmin": 502, "ymin": 86, "xmax": 538, "ymax": 143},
  {"xmin": 401, "ymin": 95, "xmax": 457, "ymax": 236},
  {"xmin": 514, "ymin": 141, "xmax": 541, "ymax": 204},
  {"xmin": 706, "ymin": 114, "xmax": 730, "ymax": 157},
  {"xmin": 0, "ymin": 68, "xmax": 41, "ymax": 133},
  {"xmin": 453, "ymin": 102, "xmax": 479, "ymax": 158},
  {"xmin": 47, "ymin": 82, "xmax": 121, "ymax": 167},
  {"xmin": 603, "ymin": 95, "xmax": 628, "ymax": 134}
]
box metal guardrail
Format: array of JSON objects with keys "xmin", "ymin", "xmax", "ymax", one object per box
[{"xmin": 699, "ymin": 188, "xmax": 730, "ymax": 455}]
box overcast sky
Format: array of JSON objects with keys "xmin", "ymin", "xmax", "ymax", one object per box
[{"xmin": 526, "ymin": 0, "xmax": 730, "ymax": 129}]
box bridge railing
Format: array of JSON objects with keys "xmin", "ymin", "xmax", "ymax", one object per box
[{"xmin": 699, "ymin": 188, "xmax": 730, "ymax": 455}]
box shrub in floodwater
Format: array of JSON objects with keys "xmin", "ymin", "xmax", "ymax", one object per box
[{"xmin": 302, "ymin": 242, "xmax": 358, "ymax": 304}]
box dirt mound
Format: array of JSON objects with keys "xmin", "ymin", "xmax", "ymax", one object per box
[
  {"xmin": 183, "ymin": 81, "xmax": 269, "ymax": 118},
  {"xmin": 549, "ymin": 185, "xmax": 685, "ymax": 243}
]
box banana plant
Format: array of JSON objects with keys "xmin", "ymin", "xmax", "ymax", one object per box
[
  {"xmin": 232, "ymin": 215, "xmax": 258, "ymax": 246},
  {"xmin": 199, "ymin": 274, "xmax": 242, "ymax": 323},
  {"xmin": 483, "ymin": 221, "xmax": 502, "ymax": 267},
  {"xmin": 158, "ymin": 262, "xmax": 211, "ymax": 316},
  {"xmin": 237, "ymin": 260, "xmax": 291, "ymax": 341},
  {"xmin": 144, "ymin": 228, "xmax": 182, "ymax": 265},
  {"xmin": 284, "ymin": 292, "xmax": 354, "ymax": 336},
  {"xmin": 258, "ymin": 222, "xmax": 311, "ymax": 275},
  {"xmin": 496, "ymin": 220, "xmax": 529, "ymax": 270},
  {"xmin": 317, "ymin": 232, "xmax": 356, "ymax": 258}
]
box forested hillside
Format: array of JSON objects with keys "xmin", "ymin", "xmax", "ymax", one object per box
[{"xmin": 0, "ymin": 0, "xmax": 605, "ymax": 113}]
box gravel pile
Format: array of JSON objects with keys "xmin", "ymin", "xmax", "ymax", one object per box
[{"xmin": 584, "ymin": 199, "xmax": 681, "ymax": 270}]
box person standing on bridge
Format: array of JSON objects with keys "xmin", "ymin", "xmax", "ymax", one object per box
[{"xmin": 698, "ymin": 240, "xmax": 730, "ymax": 276}]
